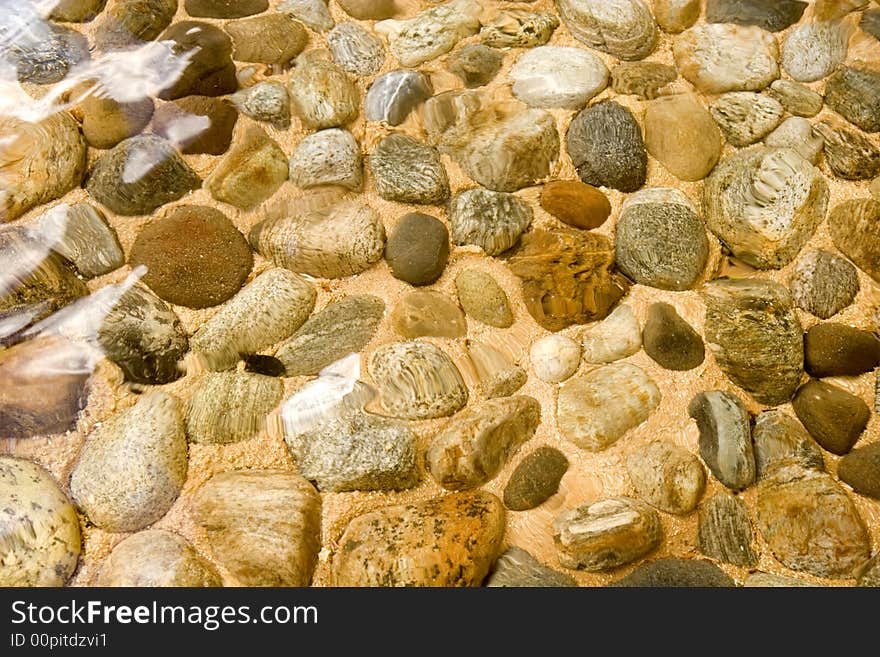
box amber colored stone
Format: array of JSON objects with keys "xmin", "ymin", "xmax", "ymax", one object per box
[{"xmin": 539, "ymin": 180, "xmax": 611, "ymax": 230}]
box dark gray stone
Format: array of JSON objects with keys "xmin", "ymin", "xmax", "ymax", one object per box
[
  {"xmin": 825, "ymin": 67, "xmax": 880, "ymax": 133},
  {"xmin": 804, "ymin": 323, "xmax": 880, "ymax": 377},
  {"xmin": 642, "ymin": 302, "xmax": 705, "ymax": 371},
  {"xmin": 613, "ymin": 558, "xmax": 735, "ymax": 587},
  {"xmin": 688, "ymin": 391, "xmax": 756, "ymax": 491},
  {"xmin": 706, "ymin": 0, "xmax": 807, "ymax": 32},
  {"xmin": 486, "ymin": 547, "xmax": 576, "ymax": 587},
  {"xmin": 503, "ymin": 447, "xmax": 569, "ymax": 511},
  {"xmin": 384, "ymin": 213, "xmax": 449, "ymax": 286}
]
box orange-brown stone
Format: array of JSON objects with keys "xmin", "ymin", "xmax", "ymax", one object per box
[{"xmin": 539, "ymin": 180, "xmax": 611, "ymax": 230}]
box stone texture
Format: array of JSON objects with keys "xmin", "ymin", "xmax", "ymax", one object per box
[
  {"xmin": 757, "ymin": 464, "xmax": 869, "ymax": 578},
  {"xmin": 613, "ymin": 558, "xmax": 735, "ymax": 587},
  {"xmin": 481, "ymin": 10, "xmax": 559, "ymax": 48},
  {"xmin": 94, "ymin": 0, "xmax": 176, "ymax": 48},
  {"xmin": 0, "ymin": 457, "xmax": 81, "ymax": 587},
  {"xmin": 384, "ymin": 212, "xmax": 448, "ymax": 286},
  {"xmin": 828, "ymin": 199, "xmax": 880, "ymax": 282},
  {"xmin": 710, "ymin": 92, "xmax": 784, "ymax": 147},
  {"xmin": 769, "ymin": 79, "xmax": 824, "ymax": 117},
  {"xmin": 838, "ymin": 442, "xmax": 880, "ymax": 500},
  {"xmin": 35, "ymin": 203, "xmax": 123, "ymax": 279},
  {"xmin": 790, "ymin": 250, "xmax": 860, "ymax": 319},
  {"xmin": 205, "ymin": 125, "xmax": 287, "ymax": 209},
  {"xmin": 857, "ymin": 553, "xmax": 880, "ymax": 587},
  {"xmin": 644, "ymin": 94, "xmax": 722, "ymax": 182},
  {"xmin": 96, "ymin": 530, "xmax": 221, "ymax": 587},
  {"xmin": 289, "ymin": 129, "xmax": 362, "ymax": 190},
  {"xmin": 529, "ymin": 334, "xmax": 581, "ymax": 384},
  {"xmin": 804, "ymin": 323, "xmax": 880, "ymax": 377},
  {"xmin": 225, "ymin": 13, "xmax": 308, "ymax": 65},
  {"xmin": 192, "ymin": 470, "xmax": 321, "ymax": 586},
  {"xmin": 653, "ymin": 0, "xmax": 700, "ymax": 33},
  {"xmin": 689, "ymin": 391, "xmax": 756, "ymax": 491},
  {"xmin": 152, "ymin": 96, "xmax": 238, "ymax": 155},
  {"xmin": 73, "ymin": 85, "xmax": 154, "ymax": 150},
  {"xmin": 705, "ymin": 0, "xmax": 807, "ymax": 32},
  {"xmin": 753, "ymin": 410, "xmax": 825, "ymax": 479},
  {"xmin": 275, "ymin": 295, "xmax": 384, "ymax": 377},
  {"xmin": 364, "ymin": 70, "xmax": 433, "ymax": 125},
  {"xmin": 50, "ymin": 0, "xmax": 108, "ymax": 22},
  {"xmin": 555, "ymin": 0, "xmax": 658, "ymax": 60},
  {"xmin": 70, "ymin": 391, "xmax": 187, "ymax": 533},
  {"xmin": 626, "ymin": 441, "xmax": 706, "ymax": 515},
  {"xmin": 455, "ymin": 269, "xmax": 513, "ymax": 328},
  {"xmin": 813, "ymin": 122, "xmax": 880, "ymax": 181},
  {"xmin": 370, "ymin": 134, "xmax": 449, "ymax": 204},
  {"xmin": 427, "ymin": 396, "xmax": 541, "ymax": 491},
  {"xmin": 486, "ymin": 547, "xmax": 577, "ymax": 587},
  {"xmin": 446, "ymin": 45, "xmax": 503, "ymax": 88},
  {"xmin": 157, "ymin": 21, "xmax": 237, "ymax": 100},
  {"xmin": 862, "ymin": 10, "xmax": 880, "ymax": 40},
  {"xmin": 580, "ymin": 305, "xmax": 641, "ymax": 364},
  {"xmin": 698, "ymin": 491, "xmax": 758, "ymax": 566},
  {"xmin": 509, "ymin": 46, "xmax": 608, "ymax": 110},
  {"xmin": 765, "ymin": 117, "xmax": 825, "ymax": 164},
  {"xmin": 553, "ymin": 497, "xmax": 662, "ymax": 571},
  {"xmin": 792, "ymin": 380, "xmax": 869, "ymax": 455},
  {"xmin": 289, "ymin": 54, "xmax": 358, "ymax": 129},
  {"xmin": 392, "ymin": 290, "xmax": 465, "ymax": 339},
  {"xmin": 467, "ymin": 342, "xmax": 528, "ymax": 399},
  {"xmin": 232, "ymin": 82, "xmax": 291, "ymax": 129},
  {"xmin": 186, "ymin": 0, "xmax": 268, "ymax": 18},
  {"xmin": 744, "ymin": 572, "xmax": 818, "ymax": 587},
  {"xmin": 507, "ymin": 229, "xmax": 630, "ymax": 332},
  {"xmin": 337, "ymin": 0, "xmax": 394, "ymax": 20},
  {"xmin": 611, "ymin": 61, "xmax": 677, "ymax": 99},
  {"xmin": 4, "ymin": 20, "xmax": 89, "ymax": 85},
  {"xmin": 540, "ymin": 180, "xmax": 611, "ymax": 230},
  {"xmin": 642, "ymin": 302, "xmax": 705, "ymax": 371},
  {"xmin": 504, "ymin": 447, "xmax": 569, "ymax": 511},
  {"xmin": 782, "ymin": 21, "xmax": 848, "ymax": 83},
  {"xmin": 558, "ymin": 363, "xmax": 661, "ymax": 451},
  {"xmin": 448, "ymin": 188, "xmax": 532, "ymax": 256},
  {"xmin": 186, "ymin": 372, "xmax": 282, "ymax": 445},
  {"xmin": 332, "ymin": 491, "xmax": 505, "ymax": 586},
  {"xmin": 279, "ymin": 0, "xmax": 334, "ymax": 32},
  {"xmin": 328, "ymin": 22, "xmax": 385, "ymax": 77}
]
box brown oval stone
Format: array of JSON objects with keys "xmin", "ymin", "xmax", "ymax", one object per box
[
  {"xmin": 151, "ymin": 96, "xmax": 238, "ymax": 156},
  {"xmin": 129, "ymin": 205, "xmax": 253, "ymax": 309},
  {"xmin": 838, "ymin": 442, "xmax": 880, "ymax": 500},
  {"xmin": 539, "ymin": 180, "xmax": 611, "ymax": 230},
  {"xmin": 792, "ymin": 380, "xmax": 870, "ymax": 456},
  {"xmin": 804, "ymin": 323, "xmax": 880, "ymax": 378}
]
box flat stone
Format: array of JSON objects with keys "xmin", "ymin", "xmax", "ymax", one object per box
[
  {"xmin": 790, "ymin": 250, "xmax": 860, "ymax": 319},
  {"xmin": 289, "ymin": 54, "xmax": 358, "ymax": 129},
  {"xmin": 644, "ymin": 93, "xmax": 722, "ymax": 182},
  {"xmin": 279, "ymin": 0, "xmax": 334, "ymax": 32},
  {"xmin": 753, "ymin": 410, "xmax": 825, "ymax": 479},
  {"xmin": 455, "ymin": 269, "xmax": 513, "ymax": 328},
  {"xmin": 757, "ymin": 464, "xmax": 869, "ymax": 578},
  {"xmin": 828, "ymin": 199, "xmax": 880, "ymax": 282},
  {"xmin": 838, "ymin": 442, "xmax": 880, "ymax": 500},
  {"xmin": 706, "ymin": 0, "xmax": 807, "ymax": 32},
  {"xmin": 275, "ymin": 295, "xmax": 384, "ymax": 377},
  {"xmin": 192, "ymin": 470, "xmax": 322, "ymax": 586},
  {"xmin": 653, "ymin": 0, "xmax": 700, "ymax": 34},
  {"xmin": 704, "ymin": 147, "xmax": 828, "ymax": 269},
  {"xmin": 157, "ymin": 21, "xmax": 237, "ymax": 100},
  {"xmin": 94, "ymin": 0, "xmax": 176, "ymax": 48},
  {"xmin": 698, "ymin": 491, "xmax": 758, "ymax": 566},
  {"xmin": 206, "ymin": 125, "xmax": 288, "ymax": 209},
  {"xmin": 486, "ymin": 547, "xmax": 577, "ymax": 587},
  {"xmin": 566, "ymin": 100, "xmax": 647, "ymax": 193},
  {"xmin": 540, "ymin": 180, "xmax": 611, "ymax": 230},
  {"xmin": 710, "ymin": 92, "xmax": 784, "ymax": 147},
  {"xmin": 769, "ymin": 79, "xmax": 824, "ymax": 117},
  {"xmin": 332, "ymin": 491, "xmax": 505, "ymax": 586},
  {"xmin": 613, "ymin": 558, "xmax": 735, "ymax": 587},
  {"xmin": 804, "ymin": 323, "xmax": 880, "ymax": 377},
  {"xmin": 370, "ymin": 134, "xmax": 449, "ymax": 204},
  {"xmin": 674, "ymin": 23, "xmax": 779, "ymax": 93},
  {"xmin": 368, "ymin": 341, "xmax": 467, "ymax": 420},
  {"xmin": 792, "ymin": 380, "xmax": 869, "ymax": 455},
  {"xmin": 558, "ymin": 363, "xmax": 660, "ymax": 451},
  {"xmin": 328, "ymin": 22, "xmax": 385, "ymax": 77},
  {"xmin": 70, "ymin": 391, "xmax": 187, "ymax": 533},
  {"xmin": 374, "ymin": 0, "xmax": 481, "ymax": 66},
  {"xmin": 765, "ymin": 117, "xmax": 825, "ymax": 164},
  {"xmin": 529, "ymin": 335, "xmax": 581, "ymax": 384},
  {"xmin": 289, "ymin": 129, "xmax": 362, "ymax": 190},
  {"xmin": 580, "ymin": 304, "xmax": 641, "ymax": 364},
  {"xmin": 509, "ymin": 46, "xmax": 608, "ymax": 110},
  {"xmin": 152, "ymin": 96, "xmax": 238, "ymax": 155},
  {"xmin": 642, "ymin": 302, "xmax": 705, "ymax": 371},
  {"xmin": 615, "ymin": 188, "xmax": 709, "ymax": 290},
  {"xmin": 186, "ymin": 372, "xmax": 282, "ymax": 445},
  {"xmin": 364, "ymin": 70, "xmax": 433, "ymax": 126},
  {"xmin": 232, "ymin": 82, "xmax": 291, "ymax": 129},
  {"xmin": 481, "ymin": 9, "xmax": 558, "ymax": 48},
  {"xmin": 86, "ymin": 135, "xmax": 200, "ymax": 216},
  {"xmin": 96, "ymin": 530, "xmax": 221, "ymax": 587},
  {"xmin": 507, "ymin": 228, "xmax": 630, "ymax": 332},
  {"xmin": 0, "ymin": 457, "xmax": 80, "ymax": 586},
  {"xmin": 252, "ymin": 197, "xmax": 385, "ymax": 278},
  {"xmin": 504, "ymin": 447, "xmax": 569, "ymax": 511},
  {"xmin": 555, "ymin": 0, "xmax": 658, "ymax": 60},
  {"xmin": 129, "ymin": 205, "xmax": 252, "ymax": 309},
  {"xmin": 384, "ymin": 212, "xmax": 448, "ymax": 286},
  {"xmin": 626, "ymin": 441, "xmax": 706, "ymax": 515},
  {"xmin": 226, "ymin": 13, "xmax": 307, "ymax": 65},
  {"xmin": 689, "ymin": 391, "xmax": 756, "ymax": 491},
  {"xmin": 813, "ymin": 122, "xmax": 880, "ymax": 181},
  {"xmin": 35, "ymin": 203, "xmax": 123, "ymax": 278},
  {"xmin": 448, "ymin": 188, "xmax": 532, "ymax": 256},
  {"xmin": 186, "ymin": 0, "xmax": 268, "ymax": 18},
  {"xmin": 553, "ymin": 497, "xmax": 662, "ymax": 571},
  {"xmin": 97, "ymin": 283, "xmax": 188, "ymax": 384},
  {"xmin": 446, "ymin": 44, "xmax": 503, "ymax": 88},
  {"xmin": 467, "ymin": 342, "xmax": 527, "ymax": 399},
  {"xmin": 782, "ymin": 21, "xmax": 848, "ymax": 83},
  {"xmin": 611, "ymin": 61, "xmax": 677, "ymax": 99},
  {"xmin": 392, "ymin": 290, "xmax": 464, "ymax": 339},
  {"xmin": 190, "ymin": 268, "xmax": 316, "ymax": 371}
]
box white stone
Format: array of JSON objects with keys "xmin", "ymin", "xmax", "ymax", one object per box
[
  {"xmin": 580, "ymin": 304, "xmax": 641, "ymax": 363},
  {"xmin": 509, "ymin": 46, "xmax": 608, "ymax": 110},
  {"xmin": 375, "ymin": 0, "xmax": 481, "ymax": 67},
  {"xmin": 530, "ymin": 334, "xmax": 581, "ymax": 383}
]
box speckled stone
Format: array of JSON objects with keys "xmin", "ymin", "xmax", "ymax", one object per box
[
  {"xmin": 503, "ymin": 447, "xmax": 569, "ymax": 511},
  {"xmin": 446, "ymin": 44, "xmax": 503, "ymax": 88},
  {"xmin": 838, "ymin": 442, "xmax": 880, "ymax": 500},
  {"xmin": 689, "ymin": 391, "xmax": 756, "ymax": 491},
  {"xmin": 529, "ymin": 334, "xmax": 581, "ymax": 384},
  {"xmin": 96, "ymin": 530, "xmax": 221, "ymax": 587},
  {"xmin": 481, "ymin": 9, "xmax": 559, "ymax": 48},
  {"xmin": 804, "ymin": 323, "xmax": 880, "ymax": 378},
  {"xmin": 753, "ymin": 410, "xmax": 825, "ymax": 479},
  {"xmin": 328, "ymin": 22, "xmax": 385, "ymax": 77},
  {"xmin": 782, "ymin": 21, "xmax": 848, "ymax": 83},
  {"xmin": 555, "ymin": 0, "xmax": 658, "ymax": 60},
  {"xmin": 455, "ymin": 269, "xmax": 514, "ymax": 328},
  {"xmin": 790, "ymin": 249, "xmax": 860, "ymax": 319},
  {"xmin": 232, "ymin": 82, "xmax": 291, "ymax": 129},
  {"xmin": 205, "ymin": 125, "xmax": 288, "ymax": 209},
  {"xmin": 370, "ymin": 134, "xmax": 449, "ymax": 204},
  {"xmin": 392, "ymin": 290, "xmax": 465, "ymax": 339},
  {"xmin": 611, "ymin": 61, "xmax": 677, "ymax": 99},
  {"xmin": 289, "ymin": 54, "xmax": 359, "ymax": 129},
  {"xmin": 828, "ymin": 199, "xmax": 880, "ymax": 282},
  {"xmin": 626, "ymin": 441, "xmax": 706, "ymax": 515},
  {"xmin": 613, "ymin": 558, "xmax": 735, "ymax": 587},
  {"xmin": 710, "ymin": 92, "xmax": 784, "ymax": 147},
  {"xmin": 744, "ymin": 572, "xmax": 818, "ymax": 587},
  {"xmin": 289, "ymin": 129, "xmax": 362, "ymax": 190},
  {"xmin": 384, "ymin": 212, "xmax": 449, "ymax": 286},
  {"xmin": 793, "ymin": 380, "xmax": 869, "ymax": 455},
  {"xmin": 152, "ymin": 96, "xmax": 238, "ymax": 155},
  {"xmin": 769, "ymin": 79, "xmax": 824, "ymax": 117},
  {"xmin": 448, "ymin": 188, "xmax": 532, "ymax": 256},
  {"xmin": 157, "ymin": 21, "xmax": 237, "ymax": 100},
  {"xmin": 186, "ymin": 372, "xmax": 283, "ymax": 445},
  {"xmin": 813, "ymin": 122, "xmax": 880, "ymax": 181},
  {"xmin": 698, "ymin": 491, "xmax": 758, "ymax": 566},
  {"xmin": 0, "ymin": 457, "xmax": 81, "ymax": 587},
  {"xmin": 857, "ymin": 553, "xmax": 880, "ymax": 587},
  {"xmin": 225, "ymin": 13, "xmax": 308, "ymax": 65},
  {"xmin": 644, "ymin": 93, "xmax": 723, "ymax": 182},
  {"xmin": 487, "ymin": 547, "xmax": 577, "ymax": 587},
  {"xmin": 642, "ymin": 302, "xmax": 705, "ymax": 371},
  {"xmin": 540, "ymin": 180, "xmax": 611, "ymax": 230},
  {"xmin": 364, "ymin": 70, "xmax": 433, "ymax": 125}
]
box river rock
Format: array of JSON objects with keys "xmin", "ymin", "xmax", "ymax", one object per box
[
  {"xmin": 530, "ymin": 335, "xmax": 581, "ymax": 383},
  {"xmin": 503, "ymin": 447, "xmax": 569, "ymax": 511},
  {"xmin": 790, "ymin": 250, "xmax": 859, "ymax": 319},
  {"xmin": 765, "ymin": 117, "xmax": 825, "ymax": 164},
  {"xmin": 455, "ymin": 269, "xmax": 513, "ymax": 328},
  {"xmin": 96, "ymin": 530, "xmax": 221, "ymax": 587},
  {"xmin": 813, "ymin": 122, "xmax": 880, "ymax": 180},
  {"xmin": 448, "ymin": 188, "xmax": 532, "ymax": 256},
  {"xmin": 275, "ymin": 295, "xmax": 384, "ymax": 376},
  {"xmin": 186, "ymin": 0, "xmax": 267, "ymax": 17},
  {"xmin": 540, "ymin": 180, "xmax": 611, "ymax": 230},
  {"xmin": 838, "ymin": 442, "xmax": 880, "ymax": 500},
  {"xmin": 553, "ymin": 497, "xmax": 662, "ymax": 571},
  {"xmin": 129, "ymin": 205, "xmax": 252, "ymax": 308},
  {"xmin": 613, "ymin": 558, "xmax": 735, "ymax": 587},
  {"xmin": 368, "ymin": 341, "xmax": 467, "ymax": 420},
  {"xmin": 0, "ymin": 113, "xmax": 86, "ymax": 222},
  {"xmin": 626, "ymin": 442, "xmax": 706, "ymax": 515},
  {"xmin": 375, "ymin": 0, "xmax": 481, "ymax": 67},
  {"xmin": 337, "ymin": 0, "xmax": 394, "ymax": 20},
  {"xmin": 706, "ymin": 0, "xmax": 807, "ymax": 32},
  {"xmin": 70, "ymin": 391, "xmax": 187, "ymax": 533},
  {"xmin": 753, "ymin": 410, "xmax": 825, "ymax": 478},
  {"xmin": 509, "ymin": 46, "xmax": 608, "ymax": 110},
  {"xmin": 769, "ymin": 79, "xmax": 824, "ymax": 117},
  {"xmin": 863, "ymin": 10, "xmax": 880, "ymax": 40},
  {"xmin": 642, "ymin": 302, "xmax": 705, "ymax": 371},
  {"xmin": 225, "ymin": 13, "xmax": 308, "ymax": 65},
  {"xmin": 86, "ymin": 135, "xmax": 200, "ymax": 216},
  {"xmin": 35, "ymin": 203, "xmax": 123, "ymax": 279},
  {"xmin": 828, "ymin": 199, "xmax": 880, "ymax": 282},
  {"xmin": 566, "ymin": 100, "xmax": 647, "ymax": 193},
  {"xmin": 192, "ymin": 470, "xmax": 322, "ymax": 586},
  {"xmin": 94, "ymin": 0, "xmax": 176, "ymax": 48},
  {"xmin": 73, "ymin": 85, "xmax": 154, "ymax": 150},
  {"xmin": 384, "ymin": 212, "xmax": 448, "ymax": 285},
  {"xmin": 653, "ymin": 0, "xmax": 700, "ymax": 33},
  {"xmin": 251, "ymin": 197, "xmax": 385, "ymax": 278},
  {"xmin": 467, "ymin": 342, "xmax": 527, "ymax": 399},
  {"xmin": 558, "ymin": 363, "xmax": 660, "ymax": 451},
  {"xmin": 689, "ymin": 391, "xmax": 756, "ymax": 491},
  {"xmin": 644, "ymin": 94, "xmax": 722, "ymax": 182},
  {"xmin": 50, "ymin": 0, "xmax": 107, "ymax": 22},
  {"xmin": 427, "ymin": 396, "xmax": 541, "ymax": 490},
  {"xmin": 674, "ymin": 24, "xmax": 779, "ymax": 93},
  {"xmin": 289, "ymin": 54, "xmax": 358, "ymax": 129},
  {"xmin": 328, "ymin": 22, "xmax": 385, "ymax": 77},
  {"xmin": 186, "ymin": 372, "xmax": 282, "ymax": 445},
  {"xmin": 698, "ymin": 491, "xmax": 758, "ymax": 566},
  {"xmin": 792, "ymin": 380, "xmax": 869, "ymax": 455},
  {"xmin": 446, "ymin": 44, "xmax": 502, "ymax": 88},
  {"xmin": 190, "ymin": 268, "xmax": 316, "ymax": 371},
  {"xmin": 858, "ymin": 553, "xmax": 880, "ymax": 587},
  {"xmin": 782, "ymin": 21, "xmax": 849, "ymax": 83},
  {"xmin": 392, "ymin": 290, "xmax": 465, "ymax": 339},
  {"xmin": 370, "ymin": 134, "xmax": 449, "ymax": 204},
  {"xmin": 487, "ymin": 547, "xmax": 577, "ymax": 587},
  {"xmin": 611, "ymin": 61, "xmax": 677, "ymax": 99},
  {"xmin": 0, "ymin": 458, "xmax": 80, "ymax": 587},
  {"xmin": 710, "ymin": 92, "xmax": 784, "ymax": 147},
  {"xmin": 97, "ymin": 283, "xmax": 188, "ymax": 384},
  {"xmin": 757, "ymin": 464, "xmax": 869, "ymax": 578},
  {"xmin": 364, "ymin": 70, "xmax": 433, "ymax": 125},
  {"xmin": 555, "ymin": 0, "xmax": 657, "ymax": 60},
  {"xmin": 616, "ymin": 188, "xmax": 708, "ymax": 289},
  {"xmin": 804, "ymin": 323, "xmax": 880, "ymax": 377},
  {"xmin": 279, "ymin": 0, "xmax": 334, "ymax": 32},
  {"xmin": 507, "ymin": 228, "xmax": 630, "ymax": 332},
  {"xmin": 704, "ymin": 147, "xmax": 828, "ymax": 269},
  {"xmin": 289, "ymin": 129, "xmax": 362, "ymax": 190},
  {"xmin": 206, "ymin": 125, "xmax": 287, "ymax": 209},
  {"xmin": 580, "ymin": 305, "xmax": 641, "ymax": 364},
  {"xmin": 481, "ymin": 10, "xmax": 558, "ymax": 48},
  {"xmin": 332, "ymin": 491, "xmax": 504, "ymax": 586},
  {"xmin": 4, "ymin": 19, "xmax": 89, "ymax": 85},
  {"xmin": 157, "ymin": 21, "xmax": 237, "ymax": 100},
  {"xmin": 152, "ymin": 96, "xmax": 238, "ymax": 155},
  {"xmin": 232, "ymin": 82, "xmax": 290, "ymax": 129}
]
